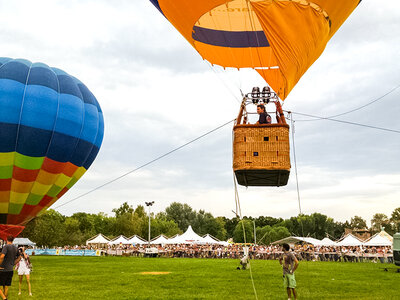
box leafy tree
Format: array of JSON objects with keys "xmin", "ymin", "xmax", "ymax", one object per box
[
  {"xmin": 349, "ymin": 216, "xmax": 367, "ymax": 229},
  {"xmin": 64, "ymin": 217, "xmax": 84, "ymax": 245},
  {"xmin": 371, "ymin": 213, "xmax": 390, "ymax": 233},
  {"xmin": 29, "ymin": 209, "xmax": 65, "ymax": 247},
  {"xmin": 255, "ymin": 216, "xmax": 283, "ymax": 228},
  {"xmin": 233, "ymin": 219, "xmax": 254, "ymax": 243},
  {"xmin": 91, "ymin": 212, "xmax": 116, "ymax": 237},
  {"xmin": 165, "ymin": 202, "xmax": 196, "ymax": 231},
  {"xmin": 214, "ymin": 217, "xmax": 227, "ymax": 241},
  {"xmin": 222, "ymin": 216, "xmax": 239, "ymax": 239},
  {"xmin": 112, "ymin": 202, "xmax": 134, "ymax": 218},
  {"xmin": 71, "ymin": 212, "xmax": 94, "ymax": 236},
  {"xmin": 148, "ymin": 213, "xmax": 181, "ymax": 238},
  {"xmin": 391, "ymin": 207, "xmax": 400, "ymax": 232},
  {"xmin": 192, "ymin": 210, "xmax": 226, "ymax": 240}
]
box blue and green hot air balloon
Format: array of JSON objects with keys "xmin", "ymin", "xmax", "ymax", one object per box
[{"xmin": 0, "ymin": 57, "xmax": 104, "ymax": 236}]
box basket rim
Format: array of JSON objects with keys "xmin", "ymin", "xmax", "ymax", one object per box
[{"xmin": 233, "ymin": 124, "xmax": 289, "ymax": 129}]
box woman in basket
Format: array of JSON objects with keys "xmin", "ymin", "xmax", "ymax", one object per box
[{"xmin": 16, "ymin": 247, "xmax": 32, "ymax": 296}]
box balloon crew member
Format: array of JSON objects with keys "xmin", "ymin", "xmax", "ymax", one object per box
[
  {"xmin": 16, "ymin": 247, "xmax": 32, "ymax": 296},
  {"xmin": 279, "ymin": 243, "xmax": 299, "ymax": 300},
  {"xmin": 256, "ymin": 104, "xmax": 271, "ymax": 125},
  {"xmin": 0, "ymin": 236, "xmax": 21, "ymax": 300}
]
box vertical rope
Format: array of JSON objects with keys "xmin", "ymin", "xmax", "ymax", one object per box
[
  {"xmin": 290, "ymin": 113, "xmax": 302, "ymax": 215},
  {"xmin": 233, "ymin": 173, "xmax": 258, "ymax": 300}
]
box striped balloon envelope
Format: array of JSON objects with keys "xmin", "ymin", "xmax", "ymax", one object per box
[
  {"xmin": 150, "ymin": 0, "xmax": 362, "ymax": 99},
  {"xmin": 0, "ymin": 58, "xmax": 104, "ymax": 233}
]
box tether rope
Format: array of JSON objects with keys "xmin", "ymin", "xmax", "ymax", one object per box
[
  {"xmin": 288, "ymin": 112, "xmax": 311, "ymax": 296},
  {"xmin": 295, "ymin": 83, "xmax": 400, "ymax": 122},
  {"xmin": 233, "ymin": 174, "xmax": 259, "ymax": 300},
  {"xmin": 289, "ymin": 113, "xmax": 302, "ymax": 215},
  {"xmin": 287, "ymin": 111, "xmax": 400, "ymax": 134},
  {"xmin": 54, "ymin": 118, "xmax": 236, "ymax": 209}
]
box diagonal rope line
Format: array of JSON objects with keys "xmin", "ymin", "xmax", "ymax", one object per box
[
  {"xmin": 294, "ymin": 83, "xmax": 400, "ymax": 122},
  {"xmin": 289, "ymin": 111, "xmax": 400, "ymax": 134},
  {"xmin": 54, "ymin": 118, "xmax": 236, "ymax": 210}
]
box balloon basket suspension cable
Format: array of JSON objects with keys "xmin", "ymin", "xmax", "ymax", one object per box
[
  {"xmin": 288, "ymin": 111, "xmax": 311, "ymax": 295},
  {"xmin": 233, "ymin": 173, "xmax": 259, "ymax": 300}
]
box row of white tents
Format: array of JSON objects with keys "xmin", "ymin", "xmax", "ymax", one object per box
[
  {"xmin": 273, "ymin": 230, "xmax": 393, "ymax": 247},
  {"xmin": 86, "ymin": 226, "xmax": 230, "ymax": 247}
]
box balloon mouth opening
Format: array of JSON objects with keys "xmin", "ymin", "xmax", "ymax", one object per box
[{"xmin": 0, "ymin": 224, "xmax": 25, "ymax": 241}]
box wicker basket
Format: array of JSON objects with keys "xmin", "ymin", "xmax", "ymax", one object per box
[{"xmin": 233, "ymin": 124, "xmax": 290, "ymax": 186}]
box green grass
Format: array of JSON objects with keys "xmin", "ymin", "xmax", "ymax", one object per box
[{"xmin": 9, "ymin": 256, "xmax": 400, "ymax": 299}]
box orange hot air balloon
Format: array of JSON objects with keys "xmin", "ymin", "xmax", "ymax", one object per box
[{"xmin": 150, "ymin": 0, "xmax": 362, "ymax": 186}]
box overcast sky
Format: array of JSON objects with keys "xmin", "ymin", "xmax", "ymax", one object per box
[{"xmin": 1, "ymin": 0, "xmax": 399, "ymax": 226}]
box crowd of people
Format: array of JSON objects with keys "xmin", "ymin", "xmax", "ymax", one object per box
[{"xmin": 102, "ymin": 243, "xmax": 394, "ymax": 264}]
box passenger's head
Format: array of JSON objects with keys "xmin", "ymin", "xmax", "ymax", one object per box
[
  {"xmin": 282, "ymin": 243, "xmax": 290, "ymax": 251},
  {"xmin": 6, "ymin": 235, "xmax": 14, "ymax": 242},
  {"xmin": 257, "ymin": 104, "xmax": 265, "ymax": 114}
]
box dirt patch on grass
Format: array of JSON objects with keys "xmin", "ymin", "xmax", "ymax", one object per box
[{"xmin": 140, "ymin": 272, "xmax": 171, "ymax": 275}]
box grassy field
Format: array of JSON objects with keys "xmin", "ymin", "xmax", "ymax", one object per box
[{"xmin": 8, "ymin": 256, "xmax": 400, "ymax": 299}]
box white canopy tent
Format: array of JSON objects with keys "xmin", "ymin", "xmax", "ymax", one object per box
[
  {"xmin": 336, "ymin": 234, "xmax": 363, "ymax": 246},
  {"xmin": 13, "ymin": 237, "xmax": 36, "ymax": 247},
  {"xmin": 86, "ymin": 233, "xmax": 110, "ymax": 246},
  {"xmin": 150, "ymin": 235, "xmax": 169, "ymax": 245},
  {"xmin": 127, "ymin": 235, "xmax": 147, "ymax": 245},
  {"xmin": 165, "ymin": 226, "xmax": 205, "ymax": 244},
  {"xmin": 178, "ymin": 225, "xmax": 205, "ymax": 244},
  {"xmin": 272, "ymin": 236, "xmax": 322, "ymax": 246},
  {"xmin": 108, "ymin": 235, "xmax": 130, "ymax": 245},
  {"xmin": 318, "ymin": 237, "xmax": 337, "ymax": 246},
  {"xmin": 164, "ymin": 234, "xmax": 187, "ymax": 244},
  {"xmin": 202, "ymin": 234, "xmax": 221, "ymax": 245},
  {"xmin": 363, "ymin": 232, "xmax": 392, "ymax": 247}
]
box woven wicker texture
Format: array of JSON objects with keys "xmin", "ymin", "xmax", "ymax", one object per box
[{"xmin": 233, "ymin": 124, "xmax": 290, "ymax": 171}]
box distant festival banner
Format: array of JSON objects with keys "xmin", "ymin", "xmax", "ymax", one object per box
[{"xmin": 26, "ymin": 249, "xmax": 99, "ymax": 256}]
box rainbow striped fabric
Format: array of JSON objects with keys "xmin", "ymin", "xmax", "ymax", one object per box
[{"xmin": 0, "ymin": 58, "xmax": 104, "ymax": 225}]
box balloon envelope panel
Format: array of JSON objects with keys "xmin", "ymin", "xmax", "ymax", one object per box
[{"xmin": 0, "ymin": 58, "xmax": 104, "ymax": 225}]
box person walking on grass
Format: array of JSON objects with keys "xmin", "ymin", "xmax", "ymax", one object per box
[
  {"xmin": 0, "ymin": 236, "xmax": 21, "ymax": 300},
  {"xmin": 16, "ymin": 247, "xmax": 32, "ymax": 296},
  {"xmin": 279, "ymin": 243, "xmax": 299, "ymax": 300}
]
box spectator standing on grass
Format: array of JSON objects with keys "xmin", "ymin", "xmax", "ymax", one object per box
[
  {"xmin": 16, "ymin": 247, "xmax": 32, "ymax": 296},
  {"xmin": 279, "ymin": 243, "xmax": 299, "ymax": 300},
  {"xmin": 0, "ymin": 236, "xmax": 21, "ymax": 300}
]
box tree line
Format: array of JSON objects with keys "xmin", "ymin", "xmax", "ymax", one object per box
[{"xmin": 21, "ymin": 202, "xmax": 400, "ymax": 247}]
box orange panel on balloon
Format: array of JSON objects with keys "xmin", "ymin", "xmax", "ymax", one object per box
[
  {"xmin": 0, "ymin": 191, "xmax": 10, "ymax": 203},
  {"xmin": 63, "ymin": 162, "xmax": 79, "ymax": 177},
  {"xmin": 11, "ymin": 180, "xmax": 34, "ymax": 194}
]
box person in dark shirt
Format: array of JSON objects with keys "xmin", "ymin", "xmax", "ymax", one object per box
[
  {"xmin": 256, "ymin": 104, "xmax": 271, "ymax": 124},
  {"xmin": 0, "ymin": 236, "xmax": 21, "ymax": 300}
]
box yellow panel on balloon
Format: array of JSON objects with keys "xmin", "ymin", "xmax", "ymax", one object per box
[
  {"xmin": 0, "ymin": 152, "xmax": 14, "ymax": 166},
  {"xmin": 31, "ymin": 182, "xmax": 52, "ymax": 196},
  {"xmin": 73, "ymin": 167, "xmax": 87, "ymax": 180},
  {"xmin": 0, "ymin": 202, "xmax": 9, "ymax": 214},
  {"xmin": 55, "ymin": 173, "xmax": 72, "ymax": 188},
  {"xmin": 10, "ymin": 191, "xmax": 29, "ymax": 204}
]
